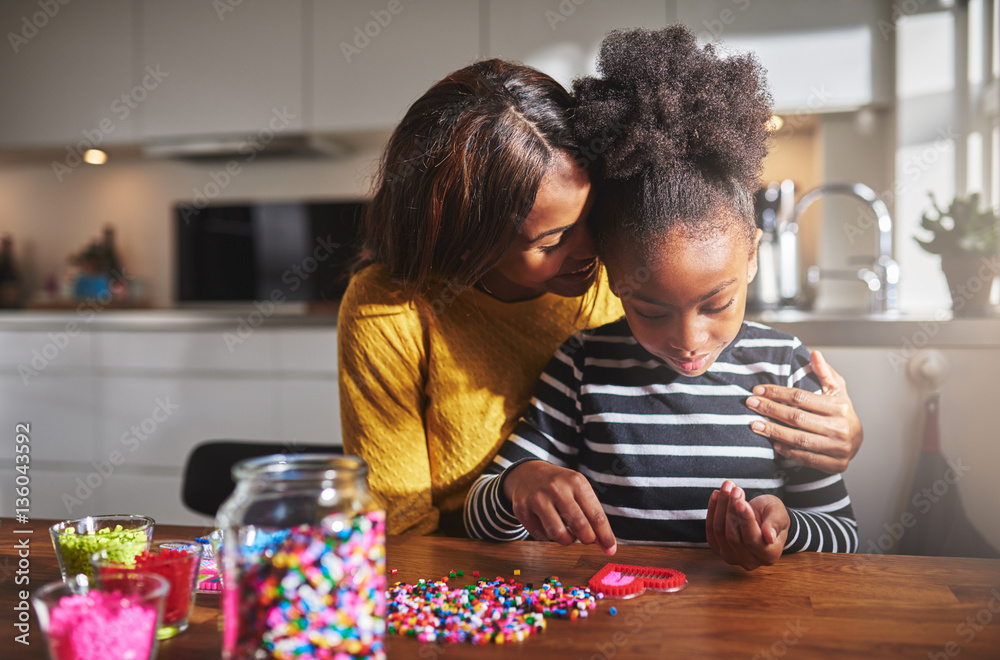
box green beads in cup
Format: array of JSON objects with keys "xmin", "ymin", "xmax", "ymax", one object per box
[{"xmin": 50, "ymin": 515, "xmax": 154, "ymax": 579}]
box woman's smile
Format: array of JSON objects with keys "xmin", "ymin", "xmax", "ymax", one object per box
[{"xmin": 554, "ymin": 258, "xmax": 599, "ymax": 283}]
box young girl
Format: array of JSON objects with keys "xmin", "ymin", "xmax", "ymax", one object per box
[{"xmin": 464, "ymin": 26, "xmax": 857, "ymax": 570}]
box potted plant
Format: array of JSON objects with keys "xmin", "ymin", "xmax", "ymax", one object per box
[{"xmin": 915, "ymin": 192, "xmax": 999, "ymax": 315}]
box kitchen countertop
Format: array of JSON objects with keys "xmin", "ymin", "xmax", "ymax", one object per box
[
  {"xmin": 748, "ymin": 308, "xmax": 1000, "ymax": 348},
  {"xmin": 1, "ymin": 306, "xmax": 999, "ymax": 347},
  {"xmin": 0, "ymin": 306, "xmax": 338, "ymax": 331}
]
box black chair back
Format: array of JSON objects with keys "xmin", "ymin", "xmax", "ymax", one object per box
[{"xmin": 181, "ymin": 440, "xmax": 341, "ymax": 517}]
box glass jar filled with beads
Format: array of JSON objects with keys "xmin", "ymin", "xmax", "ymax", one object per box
[{"xmin": 216, "ymin": 454, "xmax": 386, "ymax": 660}]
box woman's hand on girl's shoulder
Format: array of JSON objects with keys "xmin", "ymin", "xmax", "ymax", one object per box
[{"xmin": 745, "ymin": 351, "xmax": 862, "ymax": 474}]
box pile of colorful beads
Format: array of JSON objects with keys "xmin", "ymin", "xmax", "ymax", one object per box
[
  {"xmin": 45, "ymin": 591, "xmax": 158, "ymax": 660},
  {"xmin": 132, "ymin": 547, "xmax": 201, "ymax": 624},
  {"xmin": 386, "ymin": 575, "xmax": 597, "ymax": 645},
  {"xmin": 223, "ymin": 511, "xmax": 386, "ymax": 660}
]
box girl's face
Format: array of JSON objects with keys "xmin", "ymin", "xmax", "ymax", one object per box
[
  {"xmin": 477, "ymin": 151, "xmax": 599, "ymax": 301},
  {"xmin": 607, "ymin": 223, "xmax": 762, "ymax": 377}
]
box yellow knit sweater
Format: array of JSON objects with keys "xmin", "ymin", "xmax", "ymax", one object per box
[{"xmin": 338, "ymin": 264, "xmax": 623, "ymax": 535}]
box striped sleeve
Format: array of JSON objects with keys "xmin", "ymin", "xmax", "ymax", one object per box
[
  {"xmin": 464, "ymin": 337, "xmax": 586, "ymax": 541},
  {"xmin": 781, "ymin": 462, "xmax": 858, "ymax": 553},
  {"xmin": 780, "ymin": 342, "xmax": 859, "ymax": 554}
]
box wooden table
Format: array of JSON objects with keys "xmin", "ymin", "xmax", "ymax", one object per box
[{"xmin": 3, "ymin": 518, "xmax": 999, "ymax": 659}]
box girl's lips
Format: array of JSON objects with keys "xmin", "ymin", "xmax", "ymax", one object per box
[
  {"xmin": 555, "ymin": 259, "xmax": 598, "ymax": 282},
  {"xmin": 667, "ymin": 354, "xmax": 711, "ymax": 372}
]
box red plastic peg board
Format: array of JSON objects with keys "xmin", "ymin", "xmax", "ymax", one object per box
[{"xmin": 588, "ymin": 563, "xmax": 687, "ymax": 599}]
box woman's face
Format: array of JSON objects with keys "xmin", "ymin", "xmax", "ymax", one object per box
[
  {"xmin": 477, "ymin": 151, "xmax": 600, "ymax": 301},
  {"xmin": 607, "ymin": 223, "xmax": 761, "ymax": 377}
]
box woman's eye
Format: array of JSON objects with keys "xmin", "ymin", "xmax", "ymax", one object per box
[
  {"xmin": 704, "ymin": 298, "xmax": 735, "ymax": 314},
  {"xmin": 634, "ymin": 309, "xmax": 668, "ymax": 320},
  {"xmin": 538, "ymin": 228, "xmax": 571, "ymax": 253}
]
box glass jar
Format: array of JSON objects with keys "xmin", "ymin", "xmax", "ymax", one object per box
[{"xmin": 216, "ymin": 454, "xmax": 386, "ymax": 660}]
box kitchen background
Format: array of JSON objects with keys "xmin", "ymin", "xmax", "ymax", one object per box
[{"xmin": 0, "ymin": 1, "xmax": 998, "ymax": 556}]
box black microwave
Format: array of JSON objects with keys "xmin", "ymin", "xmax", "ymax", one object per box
[{"xmin": 175, "ymin": 200, "xmax": 363, "ymax": 304}]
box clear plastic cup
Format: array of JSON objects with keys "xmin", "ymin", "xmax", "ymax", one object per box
[
  {"xmin": 32, "ymin": 572, "xmax": 168, "ymax": 660},
  {"xmin": 49, "ymin": 515, "xmax": 154, "ymax": 579},
  {"xmin": 91, "ymin": 539, "xmax": 203, "ymax": 640}
]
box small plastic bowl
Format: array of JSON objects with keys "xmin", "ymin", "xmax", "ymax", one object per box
[
  {"xmin": 33, "ymin": 572, "xmax": 168, "ymax": 660},
  {"xmin": 50, "ymin": 515, "xmax": 155, "ymax": 580},
  {"xmin": 91, "ymin": 540, "xmax": 203, "ymax": 640}
]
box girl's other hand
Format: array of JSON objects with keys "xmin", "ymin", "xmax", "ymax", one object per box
[
  {"xmin": 746, "ymin": 350, "xmax": 863, "ymax": 473},
  {"xmin": 503, "ymin": 461, "xmax": 617, "ymax": 556},
  {"xmin": 706, "ymin": 480, "xmax": 788, "ymax": 571}
]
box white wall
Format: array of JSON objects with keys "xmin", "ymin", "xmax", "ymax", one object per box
[{"xmin": 805, "ymin": 344, "xmax": 1000, "ymax": 556}]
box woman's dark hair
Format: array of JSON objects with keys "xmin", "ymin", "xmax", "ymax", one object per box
[
  {"xmin": 573, "ymin": 25, "xmax": 772, "ymax": 258},
  {"xmin": 362, "ymin": 59, "xmax": 580, "ymax": 296}
]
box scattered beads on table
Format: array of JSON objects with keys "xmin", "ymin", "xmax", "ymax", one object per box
[
  {"xmin": 45, "ymin": 591, "xmax": 158, "ymax": 660},
  {"xmin": 609, "ymin": 607, "xmax": 617, "ymax": 616},
  {"xmin": 224, "ymin": 510, "xmax": 387, "ymax": 660},
  {"xmin": 386, "ymin": 575, "xmax": 597, "ymax": 645}
]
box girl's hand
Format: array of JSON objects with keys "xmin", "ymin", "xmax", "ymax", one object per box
[
  {"xmin": 746, "ymin": 350, "xmax": 863, "ymax": 473},
  {"xmin": 502, "ymin": 461, "xmax": 617, "ymax": 556},
  {"xmin": 706, "ymin": 480, "xmax": 788, "ymax": 571}
]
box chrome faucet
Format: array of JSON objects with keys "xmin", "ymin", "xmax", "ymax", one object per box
[{"xmin": 778, "ymin": 182, "xmax": 899, "ymax": 314}]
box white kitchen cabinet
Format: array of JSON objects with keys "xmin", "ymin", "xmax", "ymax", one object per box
[
  {"xmin": 0, "ymin": 0, "xmax": 136, "ymax": 150},
  {"xmin": 674, "ymin": 0, "xmax": 894, "ymax": 113},
  {"xmin": 97, "ymin": 330, "xmax": 276, "ymax": 372},
  {"xmin": 279, "ymin": 378, "xmax": 340, "ymax": 446},
  {"xmin": 100, "ymin": 472, "xmax": 213, "ymax": 526},
  {"xmin": 0, "ymin": 321, "xmax": 339, "ymax": 524},
  {"xmin": 0, "ymin": 374, "xmax": 98, "ymax": 464},
  {"xmin": 8, "ymin": 468, "xmax": 106, "ymax": 522},
  {"xmin": 274, "ymin": 328, "xmax": 337, "ymax": 373},
  {"xmin": 0, "ymin": 0, "xmax": 896, "ymax": 150},
  {"xmin": 0, "ymin": 330, "xmax": 93, "ymax": 370},
  {"xmin": 487, "ymin": 0, "xmax": 669, "ymax": 91},
  {"xmin": 311, "ymin": 0, "xmax": 481, "ymax": 132},
  {"xmin": 140, "ymin": 0, "xmax": 304, "ymax": 139},
  {"xmin": 95, "ymin": 375, "xmax": 277, "ymax": 469}
]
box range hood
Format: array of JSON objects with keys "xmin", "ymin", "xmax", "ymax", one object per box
[{"xmin": 142, "ymin": 133, "xmax": 352, "ymax": 161}]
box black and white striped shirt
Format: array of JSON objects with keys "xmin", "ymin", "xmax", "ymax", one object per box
[{"xmin": 464, "ymin": 319, "xmax": 858, "ymax": 552}]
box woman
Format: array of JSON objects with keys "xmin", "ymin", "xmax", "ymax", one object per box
[{"xmin": 338, "ymin": 59, "xmax": 862, "ymax": 535}]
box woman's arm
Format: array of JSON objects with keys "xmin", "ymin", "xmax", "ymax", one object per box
[
  {"xmin": 338, "ymin": 275, "xmax": 436, "ymax": 535},
  {"xmin": 746, "ymin": 350, "xmax": 863, "ymax": 474}
]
